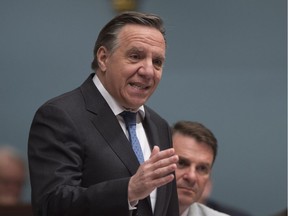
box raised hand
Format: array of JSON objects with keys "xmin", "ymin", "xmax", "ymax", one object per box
[{"xmin": 128, "ymin": 146, "xmax": 179, "ymax": 202}]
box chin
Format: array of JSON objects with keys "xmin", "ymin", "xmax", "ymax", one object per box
[
  {"xmin": 179, "ymin": 194, "xmax": 194, "ymax": 205},
  {"xmin": 127, "ymin": 101, "xmax": 145, "ymax": 110}
]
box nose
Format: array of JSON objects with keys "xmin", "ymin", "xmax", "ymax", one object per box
[
  {"xmin": 183, "ymin": 167, "xmax": 197, "ymax": 183},
  {"xmin": 138, "ymin": 58, "xmax": 154, "ymax": 79}
]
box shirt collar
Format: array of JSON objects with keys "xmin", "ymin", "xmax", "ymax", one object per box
[{"xmin": 92, "ymin": 74, "xmax": 145, "ymax": 119}]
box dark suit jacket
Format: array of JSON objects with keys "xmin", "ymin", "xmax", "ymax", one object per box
[{"xmin": 28, "ymin": 73, "xmax": 179, "ymax": 216}]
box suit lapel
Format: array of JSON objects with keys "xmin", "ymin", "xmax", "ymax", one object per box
[
  {"xmin": 80, "ymin": 74, "xmax": 140, "ymax": 175},
  {"xmin": 143, "ymin": 108, "xmax": 170, "ymax": 216},
  {"xmin": 142, "ymin": 108, "xmax": 159, "ymax": 151},
  {"xmin": 92, "ymin": 108, "xmax": 140, "ymax": 175}
]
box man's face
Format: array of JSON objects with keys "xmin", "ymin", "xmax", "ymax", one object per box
[
  {"xmin": 97, "ymin": 24, "xmax": 166, "ymax": 110},
  {"xmin": 173, "ymin": 132, "xmax": 214, "ymax": 211}
]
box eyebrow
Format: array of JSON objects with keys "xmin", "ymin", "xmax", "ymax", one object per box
[
  {"xmin": 178, "ymin": 155, "xmax": 212, "ymax": 168},
  {"xmin": 127, "ymin": 46, "xmax": 165, "ymax": 60},
  {"xmin": 178, "ymin": 156, "xmax": 190, "ymax": 163},
  {"xmin": 128, "ymin": 46, "xmax": 145, "ymax": 52}
]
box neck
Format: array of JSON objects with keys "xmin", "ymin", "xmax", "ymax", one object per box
[
  {"xmin": 123, "ymin": 107, "xmax": 138, "ymax": 112},
  {"xmin": 179, "ymin": 205, "xmax": 187, "ymax": 216}
]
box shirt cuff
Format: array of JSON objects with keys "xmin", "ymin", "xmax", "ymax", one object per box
[{"xmin": 128, "ymin": 200, "xmax": 138, "ymax": 210}]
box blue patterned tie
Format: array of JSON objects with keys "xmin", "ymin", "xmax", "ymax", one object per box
[{"xmin": 121, "ymin": 111, "xmax": 144, "ymax": 163}]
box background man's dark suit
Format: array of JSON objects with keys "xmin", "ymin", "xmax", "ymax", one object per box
[{"xmin": 28, "ymin": 74, "xmax": 179, "ymax": 216}]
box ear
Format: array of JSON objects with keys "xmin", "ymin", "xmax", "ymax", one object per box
[{"xmin": 97, "ymin": 46, "xmax": 108, "ymax": 71}]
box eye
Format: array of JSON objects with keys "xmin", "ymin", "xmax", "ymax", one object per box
[
  {"xmin": 130, "ymin": 53, "xmax": 141, "ymax": 61},
  {"xmin": 153, "ymin": 58, "xmax": 164, "ymax": 69},
  {"xmin": 177, "ymin": 159, "xmax": 188, "ymax": 169},
  {"xmin": 196, "ymin": 165, "xmax": 210, "ymax": 175}
]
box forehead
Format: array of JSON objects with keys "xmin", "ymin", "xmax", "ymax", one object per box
[
  {"xmin": 117, "ymin": 24, "xmax": 166, "ymax": 51},
  {"xmin": 173, "ymin": 133, "xmax": 214, "ymax": 163}
]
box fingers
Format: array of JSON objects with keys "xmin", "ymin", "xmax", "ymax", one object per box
[
  {"xmin": 148, "ymin": 146, "xmax": 178, "ymax": 173},
  {"xmin": 128, "ymin": 146, "xmax": 179, "ymax": 202},
  {"xmin": 147, "ymin": 146, "xmax": 178, "ymax": 181},
  {"xmin": 146, "ymin": 151, "xmax": 178, "ymax": 186},
  {"xmin": 149, "ymin": 146, "xmax": 177, "ymax": 164},
  {"xmin": 128, "ymin": 168, "xmax": 175, "ymax": 202},
  {"xmin": 149, "ymin": 145, "xmax": 160, "ymax": 158},
  {"xmin": 150, "ymin": 173, "xmax": 175, "ymax": 188}
]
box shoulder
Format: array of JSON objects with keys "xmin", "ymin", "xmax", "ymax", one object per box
[
  {"xmin": 39, "ymin": 74, "xmax": 96, "ymax": 111},
  {"xmin": 33, "ymin": 87, "xmax": 83, "ymax": 120},
  {"xmin": 189, "ymin": 203, "xmax": 230, "ymax": 216},
  {"xmin": 206, "ymin": 199, "xmax": 252, "ymax": 216}
]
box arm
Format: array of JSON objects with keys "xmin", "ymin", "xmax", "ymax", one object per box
[{"xmin": 28, "ymin": 103, "xmax": 130, "ymax": 216}]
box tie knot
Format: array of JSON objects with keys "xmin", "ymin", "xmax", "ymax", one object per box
[{"xmin": 120, "ymin": 111, "xmax": 137, "ymax": 126}]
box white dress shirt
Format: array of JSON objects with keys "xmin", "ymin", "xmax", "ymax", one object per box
[{"xmin": 181, "ymin": 203, "xmax": 230, "ymax": 216}]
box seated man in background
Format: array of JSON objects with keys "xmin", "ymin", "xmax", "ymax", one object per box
[
  {"xmin": 172, "ymin": 121, "xmax": 229, "ymax": 216},
  {"xmin": 0, "ymin": 146, "xmax": 26, "ymax": 205}
]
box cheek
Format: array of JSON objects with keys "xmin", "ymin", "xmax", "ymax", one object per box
[
  {"xmin": 175, "ymin": 169, "xmax": 184, "ymax": 181},
  {"xmin": 199, "ymin": 177, "xmax": 209, "ymax": 190},
  {"xmin": 155, "ymin": 70, "xmax": 162, "ymax": 82}
]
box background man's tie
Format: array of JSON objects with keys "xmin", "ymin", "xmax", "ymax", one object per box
[{"xmin": 121, "ymin": 111, "xmax": 145, "ymax": 164}]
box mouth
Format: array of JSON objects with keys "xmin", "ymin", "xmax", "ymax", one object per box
[
  {"xmin": 129, "ymin": 82, "xmax": 150, "ymax": 90},
  {"xmin": 178, "ymin": 186, "xmax": 195, "ymax": 194}
]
